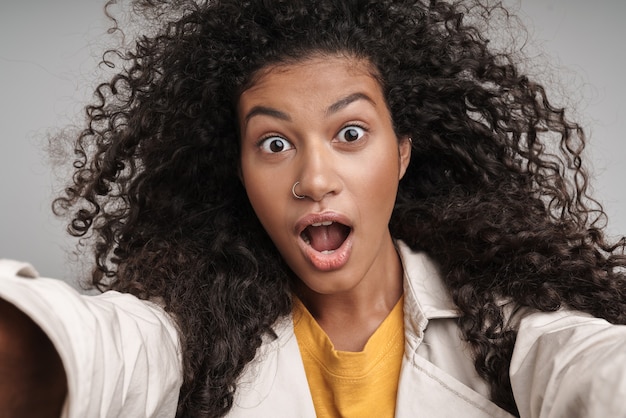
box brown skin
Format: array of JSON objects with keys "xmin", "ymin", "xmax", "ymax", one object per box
[
  {"xmin": 0, "ymin": 298, "xmax": 67, "ymax": 418},
  {"xmin": 239, "ymin": 56, "xmax": 411, "ymax": 351}
]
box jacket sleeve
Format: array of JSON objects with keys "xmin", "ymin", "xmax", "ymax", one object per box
[
  {"xmin": 509, "ymin": 309, "xmax": 626, "ymax": 418},
  {"xmin": 0, "ymin": 260, "xmax": 183, "ymax": 418}
]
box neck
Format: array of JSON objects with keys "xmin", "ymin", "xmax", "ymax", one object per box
[{"xmin": 297, "ymin": 240, "xmax": 404, "ymax": 351}]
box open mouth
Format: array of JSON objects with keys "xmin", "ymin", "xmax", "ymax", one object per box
[{"xmin": 300, "ymin": 221, "xmax": 352, "ymax": 254}]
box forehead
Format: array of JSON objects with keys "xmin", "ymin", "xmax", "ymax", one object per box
[{"xmin": 238, "ymin": 55, "xmax": 384, "ymax": 112}]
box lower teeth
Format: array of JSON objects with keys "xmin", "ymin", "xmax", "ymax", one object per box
[{"xmin": 321, "ymin": 250, "xmax": 335, "ymax": 255}]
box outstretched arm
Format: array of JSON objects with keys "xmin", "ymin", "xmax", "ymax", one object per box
[
  {"xmin": 0, "ymin": 260, "xmax": 183, "ymax": 418},
  {"xmin": 0, "ymin": 297, "xmax": 67, "ymax": 417}
]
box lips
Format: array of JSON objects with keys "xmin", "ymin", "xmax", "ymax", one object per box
[{"xmin": 296, "ymin": 212, "xmax": 353, "ymax": 271}]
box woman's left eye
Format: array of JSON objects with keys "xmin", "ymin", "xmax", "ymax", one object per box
[{"xmin": 337, "ymin": 125, "xmax": 366, "ymax": 142}]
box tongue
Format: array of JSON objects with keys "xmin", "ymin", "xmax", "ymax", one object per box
[{"xmin": 306, "ymin": 223, "xmax": 349, "ymax": 252}]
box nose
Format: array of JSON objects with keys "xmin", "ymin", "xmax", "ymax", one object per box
[{"xmin": 296, "ymin": 141, "xmax": 341, "ymax": 201}]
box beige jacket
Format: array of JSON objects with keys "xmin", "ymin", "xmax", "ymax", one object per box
[{"xmin": 1, "ymin": 242, "xmax": 625, "ymax": 417}]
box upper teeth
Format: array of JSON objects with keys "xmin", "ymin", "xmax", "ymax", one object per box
[{"xmin": 311, "ymin": 221, "xmax": 333, "ymax": 227}]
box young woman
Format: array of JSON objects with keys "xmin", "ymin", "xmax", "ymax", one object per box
[{"xmin": 1, "ymin": 0, "xmax": 626, "ymax": 417}]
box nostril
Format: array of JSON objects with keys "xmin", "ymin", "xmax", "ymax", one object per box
[{"xmin": 296, "ymin": 176, "xmax": 341, "ymax": 202}]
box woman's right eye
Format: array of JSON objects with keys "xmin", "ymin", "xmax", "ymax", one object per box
[{"xmin": 259, "ymin": 136, "xmax": 293, "ymax": 153}]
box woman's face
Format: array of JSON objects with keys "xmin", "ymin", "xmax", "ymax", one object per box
[{"xmin": 238, "ymin": 55, "xmax": 411, "ymax": 295}]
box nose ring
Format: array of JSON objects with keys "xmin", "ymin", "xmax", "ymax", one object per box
[{"xmin": 292, "ymin": 181, "xmax": 305, "ymax": 199}]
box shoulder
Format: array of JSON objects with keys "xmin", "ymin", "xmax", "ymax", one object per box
[{"xmin": 511, "ymin": 309, "xmax": 626, "ymax": 418}]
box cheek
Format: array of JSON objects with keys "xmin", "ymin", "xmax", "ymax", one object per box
[
  {"xmin": 242, "ymin": 170, "xmax": 290, "ymax": 238},
  {"xmin": 243, "ymin": 177, "xmax": 271, "ymax": 220},
  {"xmin": 356, "ymin": 149, "xmax": 401, "ymax": 204},
  {"xmin": 241, "ymin": 161, "xmax": 265, "ymax": 217}
]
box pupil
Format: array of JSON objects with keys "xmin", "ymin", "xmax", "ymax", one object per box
[
  {"xmin": 344, "ymin": 128, "xmax": 359, "ymax": 141},
  {"xmin": 270, "ymin": 139, "xmax": 284, "ymax": 152}
]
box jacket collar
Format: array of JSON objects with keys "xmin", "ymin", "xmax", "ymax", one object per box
[
  {"xmin": 232, "ymin": 240, "xmax": 461, "ymax": 414},
  {"xmin": 396, "ymin": 240, "xmax": 460, "ymax": 341}
]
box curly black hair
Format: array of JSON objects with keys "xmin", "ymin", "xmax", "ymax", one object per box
[{"xmin": 53, "ymin": 0, "xmax": 626, "ymax": 416}]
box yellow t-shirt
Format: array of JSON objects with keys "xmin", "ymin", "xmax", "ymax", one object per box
[{"xmin": 292, "ymin": 296, "xmax": 405, "ymax": 418}]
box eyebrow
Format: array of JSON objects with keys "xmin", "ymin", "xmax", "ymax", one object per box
[
  {"xmin": 244, "ymin": 106, "xmax": 291, "ymax": 124},
  {"xmin": 243, "ymin": 92, "xmax": 376, "ymax": 124},
  {"xmin": 326, "ymin": 92, "xmax": 376, "ymax": 116}
]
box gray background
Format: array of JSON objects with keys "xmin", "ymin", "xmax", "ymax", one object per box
[{"xmin": 1, "ymin": 1, "xmax": 625, "ymax": 287}]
